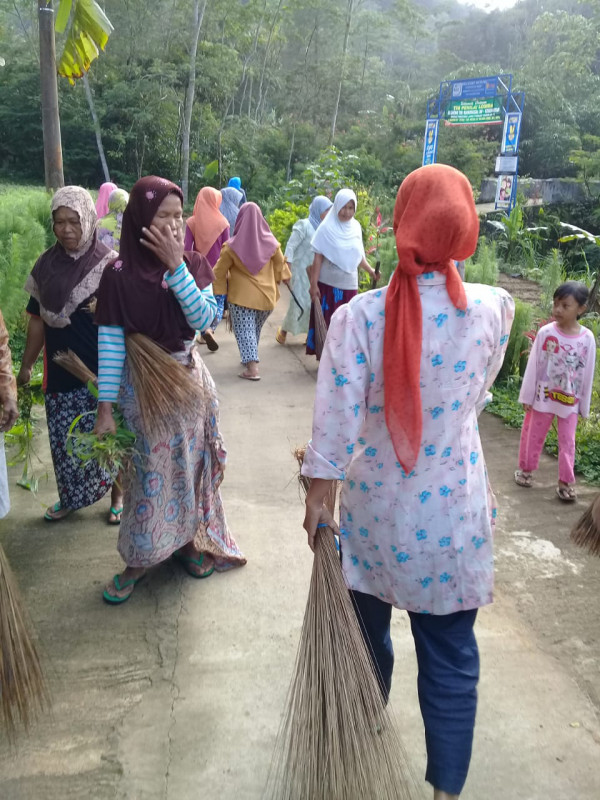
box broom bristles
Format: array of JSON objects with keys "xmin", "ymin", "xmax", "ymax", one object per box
[
  {"xmin": 53, "ymin": 350, "xmax": 97, "ymax": 386},
  {"xmin": 0, "ymin": 544, "xmax": 49, "ymax": 739},
  {"xmin": 125, "ymin": 334, "xmax": 202, "ymax": 438},
  {"xmin": 264, "ymin": 448, "xmax": 419, "ymax": 799},
  {"xmin": 571, "ymin": 493, "xmax": 600, "ymax": 556},
  {"xmin": 312, "ymin": 299, "xmax": 328, "ymax": 361}
]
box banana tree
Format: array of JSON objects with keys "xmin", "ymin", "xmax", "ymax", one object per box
[
  {"xmin": 38, "ymin": 1, "xmax": 113, "ymax": 189},
  {"xmin": 54, "ymin": 0, "xmax": 113, "ymax": 85}
]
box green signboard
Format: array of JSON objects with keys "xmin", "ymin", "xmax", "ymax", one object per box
[{"xmin": 444, "ymin": 97, "xmax": 502, "ymax": 126}]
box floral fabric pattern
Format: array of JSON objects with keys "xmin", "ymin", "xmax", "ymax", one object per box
[
  {"xmin": 117, "ymin": 346, "xmax": 246, "ymax": 570},
  {"xmin": 302, "ymin": 273, "xmax": 514, "ymax": 614}
]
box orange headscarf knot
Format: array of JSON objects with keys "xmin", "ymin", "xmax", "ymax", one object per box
[{"xmin": 384, "ymin": 164, "xmax": 479, "ymax": 473}]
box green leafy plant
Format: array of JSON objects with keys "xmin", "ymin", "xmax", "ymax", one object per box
[
  {"xmin": 4, "ymin": 371, "xmax": 46, "ymax": 492},
  {"xmin": 497, "ymin": 298, "xmax": 535, "ymax": 383},
  {"xmin": 66, "ymin": 382, "xmax": 136, "ymax": 480},
  {"xmin": 465, "ymin": 239, "xmax": 499, "ymax": 286}
]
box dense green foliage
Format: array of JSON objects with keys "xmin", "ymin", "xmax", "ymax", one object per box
[
  {"xmin": 2, "ymin": 0, "xmax": 600, "ymax": 205},
  {"xmin": 0, "ymin": 185, "xmax": 52, "ymax": 335}
]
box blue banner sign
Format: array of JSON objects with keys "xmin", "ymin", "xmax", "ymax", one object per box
[
  {"xmin": 451, "ymin": 77, "xmax": 498, "ymax": 99},
  {"xmin": 501, "ymin": 111, "xmax": 522, "ymax": 155},
  {"xmin": 422, "ymin": 119, "xmax": 439, "ymax": 166}
]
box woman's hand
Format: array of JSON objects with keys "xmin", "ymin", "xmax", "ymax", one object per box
[
  {"xmin": 522, "ymin": 403, "xmax": 532, "ymax": 414},
  {"xmin": 303, "ymin": 499, "xmax": 340, "ymax": 552},
  {"xmin": 370, "ymin": 268, "xmax": 380, "ymax": 283},
  {"xmin": 140, "ymin": 224, "xmax": 184, "ymax": 273},
  {"xmin": 309, "ymin": 283, "xmax": 321, "ymax": 303},
  {"xmin": 94, "ymin": 402, "xmax": 117, "ymax": 437},
  {"xmin": 0, "ymin": 397, "xmax": 18, "ymax": 433},
  {"xmin": 17, "ymin": 365, "xmax": 32, "ymax": 387}
]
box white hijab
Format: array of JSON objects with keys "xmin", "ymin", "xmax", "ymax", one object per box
[{"xmin": 310, "ymin": 188, "xmax": 365, "ymax": 274}]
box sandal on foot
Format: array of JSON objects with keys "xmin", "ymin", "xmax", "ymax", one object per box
[
  {"xmin": 202, "ymin": 331, "xmax": 219, "ymax": 352},
  {"xmin": 556, "ymin": 485, "xmax": 577, "ymax": 502},
  {"xmin": 239, "ymin": 371, "xmax": 260, "ymax": 381},
  {"xmin": 173, "ymin": 550, "xmax": 215, "ymax": 579},
  {"xmin": 276, "ymin": 327, "xmax": 287, "ymax": 345},
  {"xmin": 108, "ymin": 506, "xmax": 123, "ymax": 526},
  {"xmin": 514, "ymin": 470, "xmax": 533, "ymax": 488},
  {"xmin": 103, "ymin": 572, "xmax": 145, "ymax": 605},
  {"xmin": 44, "ymin": 501, "xmax": 73, "ymax": 522}
]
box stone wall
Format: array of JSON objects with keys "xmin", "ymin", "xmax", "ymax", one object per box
[{"xmin": 479, "ymin": 178, "xmax": 600, "ymax": 205}]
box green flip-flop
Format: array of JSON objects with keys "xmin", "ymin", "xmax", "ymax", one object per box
[
  {"xmin": 172, "ymin": 550, "xmax": 215, "ymax": 579},
  {"xmin": 108, "ymin": 506, "xmax": 123, "ymax": 526},
  {"xmin": 44, "ymin": 501, "xmax": 73, "ymax": 522},
  {"xmin": 103, "ymin": 573, "xmax": 145, "ymax": 605}
]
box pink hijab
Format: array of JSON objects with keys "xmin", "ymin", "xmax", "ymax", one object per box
[
  {"xmin": 227, "ymin": 202, "xmax": 279, "ymax": 275},
  {"xmin": 96, "ymin": 182, "xmax": 118, "ymax": 218}
]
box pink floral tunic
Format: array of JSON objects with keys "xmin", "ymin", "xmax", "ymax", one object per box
[{"xmin": 302, "ymin": 273, "xmax": 514, "ymax": 614}]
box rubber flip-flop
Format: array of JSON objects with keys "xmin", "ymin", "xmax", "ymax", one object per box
[
  {"xmin": 103, "ymin": 573, "xmax": 146, "ymax": 605},
  {"xmin": 276, "ymin": 327, "xmax": 286, "ymax": 345},
  {"xmin": 44, "ymin": 501, "xmax": 73, "ymax": 522},
  {"xmin": 202, "ymin": 332, "xmax": 219, "ymax": 352},
  {"xmin": 172, "ymin": 550, "xmax": 215, "ymax": 579},
  {"xmin": 556, "ymin": 485, "xmax": 577, "ymax": 503},
  {"xmin": 108, "ymin": 506, "xmax": 123, "ymax": 526},
  {"xmin": 239, "ymin": 372, "xmax": 261, "ymax": 381}
]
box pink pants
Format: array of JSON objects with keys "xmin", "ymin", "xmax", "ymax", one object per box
[{"xmin": 518, "ymin": 409, "xmax": 578, "ymax": 484}]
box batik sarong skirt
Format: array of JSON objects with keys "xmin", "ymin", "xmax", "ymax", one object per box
[
  {"xmin": 45, "ymin": 387, "xmax": 113, "ymax": 510},
  {"xmin": 117, "ymin": 346, "xmax": 246, "ymax": 570},
  {"xmin": 306, "ymin": 281, "xmax": 357, "ymax": 356}
]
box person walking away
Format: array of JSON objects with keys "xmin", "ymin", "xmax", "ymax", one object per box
[
  {"xmin": 94, "ymin": 176, "xmax": 246, "ymax": 604},
  {"xmin": 302, "ymin": 164, "xmax": 515, "ymax": 800},
  {"xmin": 213, "ymin": 203, "xmax": 290, "ymax": 381},
  {"xmin": 17, "ymin": 187, "xmax": 122, "ymax": 524},
  {"xmin": 0, "ymin": 310, "xmax": 18, "ymax": 519},
  {"xmin": 220, "ymin": 187, "xmax": 244, "ymax": 236},
  {"xmin": 184, "ymin": 187, "xmax": 230, "ymax": 351},
  {"xmin": 95, "ymin": 182, "xmax": 118, "ymax": 220},
  {"xmin": 276, "ymin": 196, "xmax": 332, "ymax": 346},
  {"xmin": 306, "ymin": 188, "xmax": 378, "ymax": 357},
  {"xmin": 514, "ymin": 281, "xmax": 596, "ymax": 501},
  {"xmin": 227, "ymin": 176, "xmax": 247, "ymax": 204},
  {"xmin": 97, "ymin": 188, "xmax": 129, "ymax": 251}
]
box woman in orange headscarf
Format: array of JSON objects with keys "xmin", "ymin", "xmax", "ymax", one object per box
[
  {"xmin": 301, "ymin": 165, "xmax": 514, "ymax": 799},
  {"xmin": 184, "ymin": 187, "xmax": 230, "ymax": 350}
]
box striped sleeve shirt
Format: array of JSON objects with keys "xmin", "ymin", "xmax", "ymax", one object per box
[
  {"xmin": 97, "ymin": 325, "xmax": 126, "ymax": 403},
  {"xmin": 164, "ymin": 262, "xmax": 217, "ymax": 333}
]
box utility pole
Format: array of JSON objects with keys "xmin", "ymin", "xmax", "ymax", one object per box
[{"xmin": 38, "ymin": 1, "xmax": 64, "ymax": 190}]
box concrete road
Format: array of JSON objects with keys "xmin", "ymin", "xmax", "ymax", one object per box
[{"xmin": 1, "ymin": 298, "xmax": 599, "ymax": 799}]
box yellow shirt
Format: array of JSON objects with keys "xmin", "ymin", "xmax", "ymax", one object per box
[{"xmin": 213, "ymin": 243, "xmax": 291, "ymax": 311}]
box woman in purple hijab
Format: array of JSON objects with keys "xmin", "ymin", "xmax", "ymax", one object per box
[{"xmin": 213, "ymin": 203, "xmax": 291, "ymax": 380}]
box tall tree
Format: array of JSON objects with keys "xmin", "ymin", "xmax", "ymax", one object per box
[
  {"xmin": 181, "ymin": 0, "xmax": 209, "ymax": 204},
  {"xmin": 38, "ymin": 1, "xmax": 64, "ymax": 189}
]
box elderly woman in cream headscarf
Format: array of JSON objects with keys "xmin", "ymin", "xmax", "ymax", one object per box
[{"xmin": 18, "ymin": 187, "xmax": 123, "ymax": 524}]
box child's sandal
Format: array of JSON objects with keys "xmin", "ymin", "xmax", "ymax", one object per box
[
  {"xmin": 556, "ymin": 485, "xmax": 576, "ymax": 502},
  {"xmin": 514, "ymin": 469, "xmax": 533, "ymax": 488}
]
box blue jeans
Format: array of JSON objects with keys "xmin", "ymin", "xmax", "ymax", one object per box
[{"xmin": 351, "ymin": 590, "xmax": 479, "ymax": 795}]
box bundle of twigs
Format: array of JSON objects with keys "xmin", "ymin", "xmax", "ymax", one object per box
[
  {"xmin": 571, "ymin": 493, "xmax": 600, "ymax": 556},
  {"xmin": 53, "ymin": 349, "xmax": 97, "ymax": 386},
  {"xmin": 0, "ymin": 544, "xmax": 49, "ymax": 738},
  {"xmin": 263, "ymin": 448, "xmax": 419, "ymax": 800},
  {"xmin": 125, "ymin": 334, "xmax": 202, "ymax": 438},
  {"xmin": 312, "ymin": 298, "xmax": 328, "ymax": 361}
]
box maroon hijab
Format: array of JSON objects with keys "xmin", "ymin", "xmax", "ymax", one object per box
[
  {"xmin": 228, "ymin": 202, "xmax": 279, "ymax": 275},
  {"xmin": 95, "ymin": 176, "xmax": 215, "ymax": 353}
]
